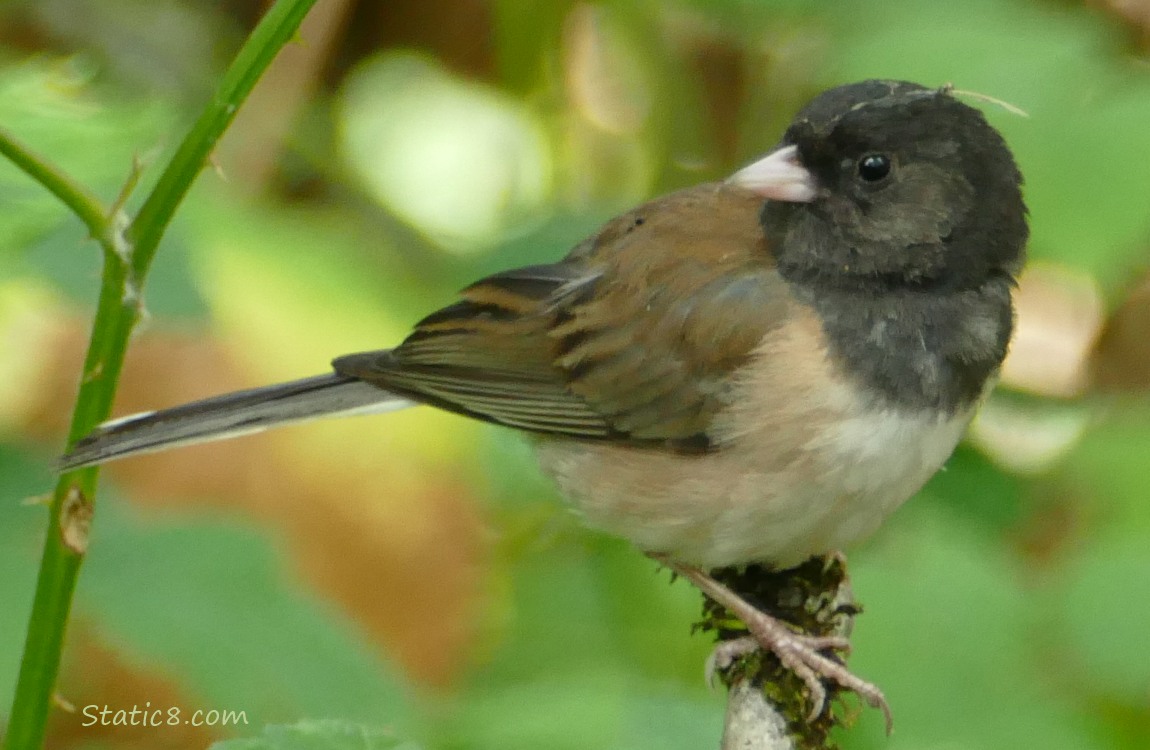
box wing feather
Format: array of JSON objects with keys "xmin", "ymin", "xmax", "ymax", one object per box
[{"xmin": 334, "ymin": 184, "xmax": 795, "ymax": 448}]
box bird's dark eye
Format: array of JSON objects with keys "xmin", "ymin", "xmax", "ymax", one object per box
[{"xmin": 857, "ymin": 153, "xmax": 891, "ymax": 183}]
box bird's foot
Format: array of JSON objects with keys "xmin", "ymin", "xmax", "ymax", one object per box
[
  {"xmin": 719, "ymin": 616, "xmax": 891, "ymax": 732},
  {"xmin": 654, "ymin": 554, "xmax": 893, "ymax": 733}
]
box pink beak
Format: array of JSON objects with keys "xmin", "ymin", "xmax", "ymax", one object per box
[{"xmin": 727, "ymin": 145, "xmax": 818, "ymax": 203}]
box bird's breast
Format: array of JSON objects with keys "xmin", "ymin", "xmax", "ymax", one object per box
[{"xmin": 535, "ymin": 310, "xmax": 975, "ymax": 568}]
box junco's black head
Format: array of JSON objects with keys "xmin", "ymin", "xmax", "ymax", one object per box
[
  {"xmin": 727, "ymin": 80, "xmax": 1029, "ymax": 413},
  {"xmin": 757, "ymin": 80, "xmax": 1028, "ymax": 292}
]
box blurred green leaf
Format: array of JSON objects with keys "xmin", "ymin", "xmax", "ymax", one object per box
[
  {"xmin": 20, "ymin": 220, "xmax": 210, "ymax": 318},
  {"xmin": 439, "ymin": 669, "xmax": 722, "ymax": 750},
  {"xmin": 1054, "ymin": 534, "xmax": 1150, "ymax": 701},
  {"xmin": 442, "ymin": 669, "xmax": 636, "ymax": 750},
  {"xmin": 22, "ymin": 0, "xmax": 239, "ymax": 101},
  {"xmin": 670, "ymin": 0, "xmax": 831, "ymax": 29},
  {"xmin": 76, "ymin": 493, "xmax": 413, "ymax": 734},
  {"xmin": 431, "ymin": 536, "xmax": 723, "ymax": 750},
  {"xmin": 0, "ymin": 56, "xmax": 172, "ymax": 256},
  {"xmin": 0, "ymin": 448, "xmax": 56, "ymax": 713},
  {"xmin": 586, "ymin": 537, "xmax": 714, "ymax": 684},
  {"xmin": 1064, "ymin": 408, "xmax": 1150, "ymax": 534},
  {"xmin": 612, "ymin": 683, "xmax": 723, "ymax": 750},
  {"xmin": 843, "ymin": 509, "xmax": 1094, "ymax": 749},
  {"xmin": 919, "ymin": 443, "xmax": 1025, "ymax": 533},
  {"xmin": 210, "ymin": 720, "xmax": 422, "ymax": 750},
  {"xmin": 0, "ymin": 55, "xmax": 208, "ymax": 317}
]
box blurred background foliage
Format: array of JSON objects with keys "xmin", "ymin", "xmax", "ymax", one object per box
[{"xmin": 1, "ymin": 0, "xmax": 1150, "ymax": 748}]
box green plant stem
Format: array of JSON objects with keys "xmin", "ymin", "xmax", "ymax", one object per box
[
  {"xmin": 0, "ymin": 129, "xmax": 115, "ymax": 252},
  {"xmin": 2, "ymin": 2, "xmax": 317, "ymax": 748}
]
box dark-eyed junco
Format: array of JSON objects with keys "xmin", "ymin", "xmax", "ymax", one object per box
[{"xmin": 62, "ymin": 80, "xmax": 1028, "ymax": 727}]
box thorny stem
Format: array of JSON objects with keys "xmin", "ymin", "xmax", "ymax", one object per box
[{"xmin": 1, "ymin": 2, "xmax": 318, "ymax": 747}]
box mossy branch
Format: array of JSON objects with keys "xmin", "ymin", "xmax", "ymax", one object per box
[{"xmin": 700, "ymin": 557, "xmax": 862, "ymax": 750}]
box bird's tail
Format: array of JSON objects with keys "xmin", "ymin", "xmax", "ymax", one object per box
[{"xmin": 59, "ymin": 374, "xmax": 412, "ymax": 470}]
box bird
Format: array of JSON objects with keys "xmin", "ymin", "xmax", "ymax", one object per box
[{"xmin": 61, "ymin": 79, "xmax": 1028, "ymax": 728}]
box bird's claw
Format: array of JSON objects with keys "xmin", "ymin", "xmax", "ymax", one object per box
[
  {"xmin": 705, "ymin": 635, "xmax": 759, "ymax": 689},
  {"xmin": 717, "ymin": 623, "xmax": 892, "ymax": 733}
]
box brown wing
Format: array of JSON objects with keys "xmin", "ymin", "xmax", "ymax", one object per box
[{"xmin": 334, "ymin": 183, "xmax": 791, "ymax": 448}]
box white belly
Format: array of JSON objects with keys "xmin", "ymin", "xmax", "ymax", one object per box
[{"xmin": 535, "ymin": 400, "xmax": 972, "ymax": 569}]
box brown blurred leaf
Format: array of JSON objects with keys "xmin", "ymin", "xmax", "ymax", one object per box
[
  {"xmin": 1000, "ymin": 262, "xmax": 1103, "ymax": 399},
  {"xmin": 218, "ymin": 0, "xmax": 355, "ymax": 194},
  {"xmin": 48, "ymin": 627, "xmax": 221, "ymax": 750},
  {"xmin": 1089, "ymin": 0, "xmax": 1150, "ymax": 48},
  {"xmin": 1091, "ymin": 266, "xmax": 1150, "ymax": 393}
]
